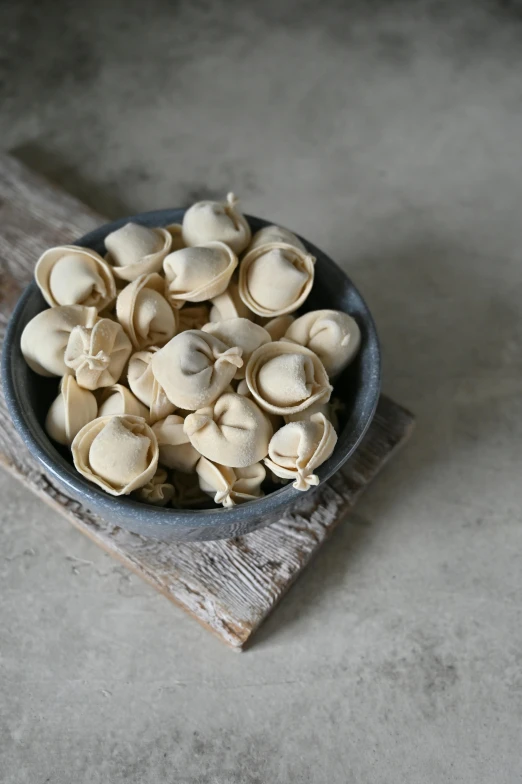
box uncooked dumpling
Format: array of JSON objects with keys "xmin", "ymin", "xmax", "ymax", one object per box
[
  {"xmin": 152, "ymin": 414, "xmax": 200, "ymax": 473},
  {"xmin": 116, "ymin": 272, "xmax": 177, "ymax": 350},
  {"xmin": 264, "ymin": 413, "xmax": 337, "ymax": 491},
  {"xmin": 245, "ymin": 341, "xmax": 332, "ymax": 416},
  {"xmin": 163, "ymin": 242, "xmax": 237, "ymax": 308},
  {"xmin": 239, "ymin": 242, "xmax": 315, "ymax": 317},
  {"xmin": 105, "ymin": 222, "xmax": 172, "ymax": 282},
  {"xmin": 196, "ymin": 458, "xmax": 266, "ymax": 507},
  {"xmin": 127, "ymin": 347, "xmax": 177, "ymax": 423},
  {"xmin": 134, "ymin": 468, "xmax": 174, "ymax": 506},
  {"xmin": 202, "ymin": 318, "xmax": 271, "ymax": 379},
  {"xmin": 248, "ymin": 224, "xmax": 305, "ymax": 252},
  {"xmin": 45, "ymin": 375, "xmax": 98, "ymax": 446},
  {"xmin": 150, "ymin": 330, "xmax": 243, "ymax": 410},
  {"xmin": 21, "ymin": 305, "xmax": 98, "ymax": 377},
  {"xmin": 35, "ymin": 245, "xmax": 116, "ymax": 312},
  {"xmin": 64, "ymin": 318, "xmax": 132, "ymax": 390},
  {"xmin": 182, "ymin": 193, "xmax": 251, "ymax": 253},
  {"xmin": 260, "ymin": 315, "xmax": 295, "ymax": 342},
  {"xmin": 184, "ymin": 392, "xmax": 272, "ymax": 468},
  {"xmin": 235, "ymin": 379, "xmax": 283, "ymax": 432},
  {"xmin": 97, "ymin": 384, "xmax": 150, "ymax": 420},
  {"xmin": 178, "ymin": 303, "xmax": 211, "ymax": 332},
  {"xmin": 209, "ymin": 281, "xmax": 253, "ymax": 322},
  {"xmin": 282, "ymin": 309, "xmax": 361, "ymax": 377},
  {"xmin": 72, "ymin": 414, "xmax": 159, "ymax": 496}
]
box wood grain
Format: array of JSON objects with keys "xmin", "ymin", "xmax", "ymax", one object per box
[{"xmin": 0, "ymin": 154, "xmax": 414, "ymax": 648}]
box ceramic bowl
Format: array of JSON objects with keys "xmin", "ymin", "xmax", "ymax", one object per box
[{"xmin": 2, "ymin": 210, "xmax": 380, "ymax": 541}]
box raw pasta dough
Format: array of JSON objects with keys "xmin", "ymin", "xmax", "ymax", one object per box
[
  {"xmin": 150, "ymin": 330, "xmax": 243, "ymax": 410},
  {"xmin": 184, "ymin": 392, "xmax": 272, "ymax": 468},
  {"xmin": 64, "ymin": 318, "xmax": 132, "ymax": 390},
  {"xmin": 239, "ymin": 242, "xmax": 315, "ymax": 317},
  {"xmin": 202, "ymin": 318, "xmax": 271, "ymax": 379},
  {"xmin": 45, "ymin": 375, "xmax": 98, "ymax": 446},
  {"xmin": 245, "ymin": 341, "xmax": 332, "ymax": 416},
  {"xmin": 105, "ymin": 222, "xmax": 172, "ymax": 282},
  {"xmin": 116, "ymin": 272, "xmax": 177, "ymax": 350},
  {"xmin": 248, "ymin": 224, "xmax": 305, "ymax": 252},
  {"xmin": 282, "ymin": 309, "xmax": 361, "ymax": 377},
  {"xmin": 163, "ymin": 242, "xmax": 237, "ymax": 308},
  {"xmin": 35, "ymin": 245, "xmax": 116, "ymax": 312},
  {"xmin": 127, "ymin": 347, "xmax": 177, "ymax": 423},
  {"xmin": 196, "ymin": 458, "xmax": 266, "ymax": 507},
  {"xmin": 209, "ymin": 281, "xmax": 253, "ymax": 322},
  {"xmin": 152, "ymin": 414, "xmax": 200, "ymax": 473},
  {"xmin": 264, "ymin": 413, "xmax": 337, "ymax": 491},
  {"xmin": 97, "ymin": 384, "xmax": 150, "ymax": 420},
  {"xmin": 182, "ymin": 193, "xmax": 251, "ymax": 254},
  {"xmin": 134, "ymin": 468, "xmax": 174, "ymax": 506},
  {"xmin": 21, "ymin": 304, "xmax": 98, "ymax": 377},
  {"xmin": 72, "ymin": 414, "xmax": 159, "ymax": 496}
]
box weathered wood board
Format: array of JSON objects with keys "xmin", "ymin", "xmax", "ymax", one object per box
[{"xmin": 0, "ymin": 155, "xmax": 414, "ymax": 648}]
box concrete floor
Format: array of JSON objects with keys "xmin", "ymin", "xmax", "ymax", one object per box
[{"xmin": 2, "ymin": 0, "xmax": 522, "ymax": 781}]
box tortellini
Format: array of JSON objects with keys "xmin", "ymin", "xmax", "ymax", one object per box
[
  {"xmin": 182, "ymin": 193, "xmax": 251, "ymax": 253},
  {"xmin": 45, "ymin": 375, "xmax": 98, "ymax": 446},
  {"xmin": 183, "ymin": 392, "xmax": 272, "ymax": 468},
  {"xmin": 134, "ymin": 468, "xmax": 174, "ymax": 506},
  {"xmin": 35, "ymin": 245, "xmax": 116, "ymax": 312},
  {"xmin": 282, "ymin": 309, "xmax": 361, "ymax": 377},
  {"xmin": 196, "ymin": 458, "xmax": 266, "ymax": 507},
  {"xmin": 264, "ymin": 413, "xmax": 337, "ymax": 491},
  {"xmin": 150, "ymin": 330, "xmax": 243, "ymax": 410},
  {"xmin": 64, "ymin": 318, "xmax": 132, "ymax": 390},
  {"xmin": 105, "ymin": 222, "xmax": 172, "ymax": 282},
  {"xmin": 209, "ymin": 281, "xmax": 253, "ymax": 322},
  {"xmin": 245, "ymin": 341, "xmax": 332, "ymax": 416},
  {"xmin": 239, "ymin": 242, "xmax": 315, "ymax": 317},
  {"xmin": 72, "ymin": 415, "xmax": 159, "ymax": 496},
  {"xmin": 127, "ymin": 347, "xmax": 177, "ymax": 423},
  {"xmin": 202, "ymin": 318, "xmax": 271, "ymax": 379},
  {"xmin": 163, "ymin": 242, "xmax": 237, "ymax": 308},
  {"xmin": 116, "ymin": 272, "xmax": 178, "ymax": 350},
  {"xmin": 248, "ymin": 224, "xmax": 305, "ymax": 252},
  {"xmin": 21, "ymin": 305, "xmax": 98, "ymax": 377},
  {"xmin": 152, "ymin": 414, "xmax": 200, "ymax": 473},
  {"xmin": 97, "ymin": 384, "xmax": 150, "ymax": 420}
]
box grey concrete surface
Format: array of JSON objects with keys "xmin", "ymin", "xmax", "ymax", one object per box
[{"xmin": 1, "ymin": 0, "xmax": 522, "ymax": 781}]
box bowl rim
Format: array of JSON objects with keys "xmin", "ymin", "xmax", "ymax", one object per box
[{"xmin": 2, "ymin": 208, "xmax": 381, "ymax": 532}]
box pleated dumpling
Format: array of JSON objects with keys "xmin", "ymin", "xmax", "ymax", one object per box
[
  {"xmin": 163, "ymin": 242, "xmax": 237, "ymax": 308},
  {"xmin": 127, "ymin": 347, "xmax": 177, "ymax": 423},
  {"xmin": 196, "ymin": 458, "xmax": 266, "ymax": 507},
  {"xmin": 105, "ymin": 222, "xmax": 172, "ymax": 282},
  {"xmin": 21, "ymin": 305, "xmax": 98, "ymax": 377},
  {"xmin": 248, "ymin": 224, "xmax": 305, "ymax": 252},
  {"xmin": 116, "ymin": 272, "xmax": 177, "ymax": 350},
  {"xmin": 134, "ymin": 468, "xmax": 174, "ymax": 506},
  {"xmin": 239, "ymin": 242, "xmax": 315, "ymax": 317},
  {"xmin": 282, "ymin": 309, "xmax": 361, "ymax": 377},
  {"xmin": 184, "ymin": 392, "xmax": 272, "ymax": 468},
  {"xmin": 165, "ymin": 223, "xmax": 185, "ymax": 251},
  {"xmin": 262, "ymin": 315, "xmax": 295, "ymax": 341},
  {"xmin": 246, "ymin": 341, "xmax": 332, "ymax": 416},
  {"xmin": 182, "ymin": 193, "xmax": 251, "ymax": 254},
  {"xmin": 35, "ymin": 245, "xmax": 116, "ymax": 312},
  {"xmin": 264, "ymin": 413, "xmax": 337, "ymax": 491},
  {"xmin": 202, "ymin": 318, "xmax": 271, "ymax": 379},
  {"xmin": 97, "ymin": 384, "xmax": 150, "ymax": 420},
  {"xmin": 152, "ymin": 414, "xmax": 200, "ymax": 473},
  {"xmin": 45, "ymin": 375, "xmax": 98, "ymax": 446},
  {"xmin": 150, "ymin": 330, "xmax": 243, "ymax": 410},
  {"xmin": 178, "ymin": 303, "xmax": 211, "ymax": 332},
  {"xmin": 64, "ymin": 318, "xmax": 132, "ymax": 390},
  {"xmin": 209, "ymin": 281, "xmax": 253, "ymax": 322},
  {"xmin": 72, "ymin": 414, "xmax": 159, "ymax": 496}
]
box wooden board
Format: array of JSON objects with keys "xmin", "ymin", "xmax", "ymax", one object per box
[{"xmin": 0, "ymin": 155, "xmax": 415, "ymax": 649}]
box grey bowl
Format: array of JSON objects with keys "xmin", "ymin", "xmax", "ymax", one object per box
[{"xmin": 2, "ymin": 209, "xmax": 381, "ymax": 541}]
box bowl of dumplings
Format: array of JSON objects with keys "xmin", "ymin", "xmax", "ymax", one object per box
[{"xmin": 2, "ymin": 194, "xmax": 380, "ymax": 541}]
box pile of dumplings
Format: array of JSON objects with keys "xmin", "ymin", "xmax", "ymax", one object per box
[{"xmin": 20, "ymin": 193, "xmax": 361, "ymax": 509}]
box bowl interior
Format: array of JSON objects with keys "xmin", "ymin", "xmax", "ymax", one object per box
[{"xmin": 2, "ymin": 209, "xmax": 380, "ymax": 534}]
